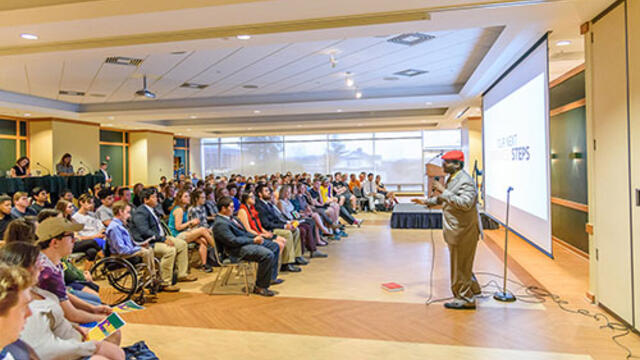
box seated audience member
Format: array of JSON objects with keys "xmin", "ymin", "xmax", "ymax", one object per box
[
  {"xmin": 213, "ymin": 197, "xmax": 278, "ymax": 296},
  {"xmin": 159, "ymin": 176, "xmax": 168, "ymax": 188},
  {"xmin": 237, "ymin": 192, "xmax": 287, "ymax": 253},
  {"xmin": 95, "ymin": 188, "xmax": 115, "ymax": 227},
  {"xmin": 131, "ymin": 183, "xmax": 144, "ymax": 208},
  {"xmin": 375, "ymin": 174, "xmax": 398, "ymax": 208},
  {"xmin": 117, "ymin": 187, "xmax": 134, "ymax": 209},
  {"xmin": 169, "ymin": 190, "xmax": 215, "ymax": 273},
  {"xmin": 3, "ymin": 217, "xmax": 37, "ymax": 244},
  {"xmin": 322, "ymin": 177, "xmax": 360, "ymax": 227},
  {"xmin": 278, "ymin": 185, "xmax": 327, "ymax": 258},
  {"xmin": 0, "ymin": 195, "xmax": 13, "ymax": 238},
  {"xmin": 203, "ymin": 187, "xmax": 218, "ymax": 223},
  {"xmin": 254, "ymin": 184, "xmax": 304, "ymax": 272},
  {"xmin": 226, "ymin": 184, "xmax": 241, "ymax": 212},
  {"xmin": 294, "ymin": 183, "xmax": 334, "ymax": 242},
  {"xmin": 362, "ymin": 173, "xmax": 386, "ymax": 212},
  {"xmin": 161, "ymin": 185, "xmax": 175, "ymax": 217},
  {"xmin": 129, "ymin": 188, "xmax": 196, "ymax": 292},
  {"xmin": 55, "ymin": 153, "xmax": 75, "ymax": 176},
  {"xmin": 35, "ymin": 217, "xmax": 113, "ymax": 324},
  {"xmin": 90, "ymin": 184, "xmax": 103, "ymax": 211},
  {"xmin": 29, "ymin": 187, "xmax": 51, "ymax": 214},
  {"xmin": 0, "ymin": 242, "xmax": 125, "ymax": 360},
  {"xmin": 106, "ymin": 201, "xmax": 157, "ymax": 283},
  {"xmin": 37, "ymin": 209, "xmax": 61, "ymax": 223},
  {"xmin": 11, "ymin": 192, "xmax": 37, "ymax": 219},
  {"xmin": 72, "ymin": 194, "xmax": 107, "ymax": 254},
  {"xmin": 187, "ymin": 190, "xmax": 210, "ymax": 229},
  {"xmin": 9, "ymin": 156, "xmax": 31, "ymax": 178},
  {"xmin": 348, "ymin": 173, "xmax": 361, "ymax": 192},
  {"xmin": 0, "ymin": 263, "xmax": 37, "ymax": 359},
  {"xmin": 333, "ymin": 173, "xmax": 357, "ymax": 214},
  {"xmin": 60, "ymin": 189, "xmax": 79, "ymax": 214},
  {"xmin": 55, "ymin": 200, "xmax": 75, "ymax": 221}
]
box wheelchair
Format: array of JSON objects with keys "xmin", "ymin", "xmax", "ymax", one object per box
[{"xmin": 90, "ymin": 242, "xmax": 161, "ymax": 306}]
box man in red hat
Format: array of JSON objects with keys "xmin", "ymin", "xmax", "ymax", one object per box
[{"xmin": 412, "ymin": 150, "xmax": 482, "ymax": 310}]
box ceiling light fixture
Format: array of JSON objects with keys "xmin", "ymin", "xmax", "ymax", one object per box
[
  {"xmin": 105, "ymin": 123, "xmax": 114, "ymax": 127},
  {"xmin": 23, "ymin": 113, "xmax": 31, "ymax": 117},
  {"xmin": 189, "ymin": 115, "xmax": 197, "ymax": 119},
  {"xmin": 425, "ymin": 102, "xmax": 433, "ymax": 105},
  {"xmin": 237, "ymin": 35, "xmax": 251, "ymax": 40},
  {"xmin": 253, "ymin": 110, "xmax": 261, "ymax": 114},
  {"xmin": 20, "ymin": 33, "xmax": 38, "ymax": 40},
  {"xmin": 556, "ymin": 40, "xmax": 571, "ymax": 46},
  {"xmin": 135, "ymin": 75, "xmax": 156, "ymax": 99},
  {"xmin": 337, "ymin": 109, "xmax": 343, "ymax": 112},
  {"xmin": 346, "ymin": 77, "xmax": 355, "ymax": 87},
  {"xmin": 355, "ymin": 91, "xmax": 363, "ymax": 99}
]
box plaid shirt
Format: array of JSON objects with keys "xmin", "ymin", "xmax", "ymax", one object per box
[{"xmin": 188, "ymin": 205, "xmax": 209, "ymax": 228}]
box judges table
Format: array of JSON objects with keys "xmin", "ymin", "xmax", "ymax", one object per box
[
  {"xmin": 390, "ymin": 203, "xmax": 443, "ymax": 229},
  {"xmin": 0, "ymin": 175, "xmax": 104, "ymax": 200}
]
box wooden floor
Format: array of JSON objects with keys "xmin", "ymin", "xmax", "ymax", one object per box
[{"xmin": 117, "ymin": 213, "xmax": 640, "ymax": 359}]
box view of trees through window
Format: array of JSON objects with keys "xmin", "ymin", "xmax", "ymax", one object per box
[{"xmin": 202, "ymin": 130, "xmax": 460, "ymax": 190}]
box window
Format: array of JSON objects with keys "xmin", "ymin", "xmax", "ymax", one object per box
[
  {"xmin": 374, "ymin": 138, "xmax": 423, "ymax": 186},
  {"xmin": 284, "ymin": 141, "xmax": 327, "ymax": 174},
  {"xmin": 423, "ymin": 129, "xmax": 461, "ymax": 148}
]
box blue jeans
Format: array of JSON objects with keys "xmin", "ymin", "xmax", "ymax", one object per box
[{"xmin": 237, "ymin": 244, "xmax": 277, "ymax": 289}]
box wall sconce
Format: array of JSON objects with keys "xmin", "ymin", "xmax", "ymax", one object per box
[
  {"xmin": 569, "ymin": 152, "xmax": 583, "ymax": 159},
  {"xmin": 551, "ymin": 153, "xmax": 558, "ymax": 159}
]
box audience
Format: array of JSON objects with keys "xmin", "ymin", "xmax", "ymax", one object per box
[
  {"xmin": 168, "ymin": 190, "xmax": 216, "ymax": 273},
  {"xmin": 212, "ymin": 197, "xmax": 278, "ymax": 297},
  {"xmin": 2, "ymin": 217, "xmax": 37, "ymax": 244},
  {"xmin": 0, "ymin": 263, "xmax": 36, "ymax": 359},
  {"xmin": 129, "ymin": 188, "xmax": 196, "ymax": 293},
  {"xmin": 29, "ymin": 188, "xmax": 51, "ymax": 214},
  {"xmin": 95, "ymin": 189, "xmax": 115, "ymax": 227},
  {"xmin": 55, "ymin": 200, "xmax": 75, "ymax": 221},
  {"xmin": 0, "ymin": 195, "xmax": 13, "ymax": 237},
  {"xmin": 11, "ymin": 192, "xmax": 37, "ymax": 219},
  {"xmin": 362, "ymin": 173, "xmax": 386, "ymax": 212}
]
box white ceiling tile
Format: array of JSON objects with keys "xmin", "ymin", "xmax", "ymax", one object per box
[
  {"xmin": 86, "ymin": 62, "xmax": 141, "ymax": 102},
  {"xmin": 0, "ymin": 62, "xmax": 29, "ymax": 95},
  {"xmin": 27, "ymin": 59, "xmax": 64, "ymax": 99}
]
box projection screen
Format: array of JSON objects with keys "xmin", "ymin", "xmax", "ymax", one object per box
[{"xmin": 482, "ymin": 34, "xmax": 552, "ymax": 256}]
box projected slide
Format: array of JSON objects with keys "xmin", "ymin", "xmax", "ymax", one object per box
[{"xmin": 482, "ymin": 35, "xmax": 552, "ymax": 256}]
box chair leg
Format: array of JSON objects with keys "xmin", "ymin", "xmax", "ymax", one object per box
[
  {"xmin": 209, "ymin": 268, "xmax": 222, "ymax": 295},
  {"xmin": 242, "ymin": 265, "xmax": 250, "ymax": 296}
]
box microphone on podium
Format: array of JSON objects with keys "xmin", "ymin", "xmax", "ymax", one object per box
[
  {"xmin": 36, "ymin": 162, "xmax": 51, "ymax": 175},
  {"xmin": 80, "ymin": 161, "xmax": 92, "ymax": 174}
]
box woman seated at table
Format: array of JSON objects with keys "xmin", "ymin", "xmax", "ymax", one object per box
[
  {"xmin": 9, "ymin": 156, "xmax": 31, "ymax": 178},
  {"xmin": 56, "ymin": 153, "xmax": 74, "ymax": 176}
]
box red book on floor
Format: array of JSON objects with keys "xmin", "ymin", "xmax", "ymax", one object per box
[{"xmin": 381, "ymin": 282, "xmax": 404, "ymax": 292}]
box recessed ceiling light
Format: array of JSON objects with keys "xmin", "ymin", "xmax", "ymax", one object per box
[
  {"xmin": 337, "ymin": 109, "xmax": 343, "ymax": 112},
  {"xmin": 105, "ymin": 123, "xmax": 113, "ymax": 126},
  {"xmin": 253, "ymin": 110, "xmax": 261, "ymax": 114},
  {"xmin": 24, "ymin": 113, "xmax": 31, "ymax": 117},
  {"xmin": 345, "ymin": 78, "xmax": 355, "ymax": 87},
  {"xmin": 355, "ymin": 91, "xmax": 363, "ymax": 99},
  {"xmin": 425, "ymin": 102, "xmax": 433, "ymax": 105},
  {"xmin": 556, "ymin": 40, "xmax": 571, "ymax": 46},
  {"xmin": 20, "ymin": 33, "xmax": 38, "ymax": 40},
  {"xmin": 237, "ymin": 35, "xmax": 251, "ymax": 40},
  {"xmin": 107, "ymin": 116, "xmax": 115, "ymax": 120},
  {"xmin": 187, "ymin": 128, "xmax": 192, "ymax": 131},
  {"xmin": 189, "ymin": 115, "xmax": 197, "ymax": 119}
]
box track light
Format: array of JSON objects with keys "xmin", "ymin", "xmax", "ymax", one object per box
[
  {"xmin": 346, "ymin": 77, "xmax": 354, "ymax": 87},
  {"xmin": 355, "ymin": 91, "xmax": 363, "ymax": 99}
]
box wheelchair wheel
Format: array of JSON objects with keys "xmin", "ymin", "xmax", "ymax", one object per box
[{"xmin": 90, "ymin": 257, "xmax": 139, "ymax": 306}]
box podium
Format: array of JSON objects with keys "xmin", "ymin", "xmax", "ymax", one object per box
[{"xmin": 426, "ymin": 163, "xmax": 446, "ymax": 198}]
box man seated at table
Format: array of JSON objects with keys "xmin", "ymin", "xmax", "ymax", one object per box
[
  {"xmin": 95, "ymin": 188, "xmax": 115, "ymax": 227},
  {"xmin": 0, "ymin": 195, "xmax": 12, "ymax": 237},
  {"xmin": 29, "ymin": 187, "xmax": 52, "ymax": 214},
  {"xmin": 213, "ymin": 196, "xmax": 277, "ymax": 297},
  {"xmin": 10, "ymin": 192, "xmax": 37, "ymax": 219}
]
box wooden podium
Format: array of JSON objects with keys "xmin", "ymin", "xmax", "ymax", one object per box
[{"xmin": 426, "ymin": 163, "xmax": 446, "ymax": 198}]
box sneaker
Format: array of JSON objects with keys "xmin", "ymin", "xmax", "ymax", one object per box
[
  {"xmin": 310, "ymin": 250, "xmax": 328, "ymax": 258},
  {"xmin": 178, "ymin": 274, "xmax": 198, "ymax": 282},
  {"xmin": 200, "ymin": 264, "xmax": 213, "ymax": 273},
  {"xmin": 338, "ymin": 230, "xmax": 348, "ymax": 237},
  {"xmin": 333, "ymin": 234, "xmax": 341, "ymax": 241},
  {"xmin": 160, "ymin": 285, "xmax": 180, "ymax": 292}
]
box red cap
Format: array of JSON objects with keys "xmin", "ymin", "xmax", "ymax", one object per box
[{"xmin": 442, "ymin": 150, "xmax": 464, "ymax": 162}]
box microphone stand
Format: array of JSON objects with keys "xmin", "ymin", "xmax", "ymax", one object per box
[
  {"xmin": 494, "ymin": 186, "xmax": 516, "ymax": 302},
  {"xmin": 80, "ymin": 161, "xmax": 92, "ymax": 174},
  {"xmin": 36, "ymin": 162, "xmax": 51, "ymax": 176}
]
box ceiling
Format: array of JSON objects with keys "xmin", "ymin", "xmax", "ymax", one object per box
[{"xmin": 0, "ymin": 0, "xmax": 613, "ymax": 137}]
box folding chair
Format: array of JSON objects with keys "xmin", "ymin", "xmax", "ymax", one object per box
[{"xmin": 206, "ymin": 240, "xmax": 255, "ymax": 296}]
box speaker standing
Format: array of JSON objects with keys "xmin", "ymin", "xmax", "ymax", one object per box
[{"xmin": 412, "ymin": 150, "xmax": 483, "ymax": 310}]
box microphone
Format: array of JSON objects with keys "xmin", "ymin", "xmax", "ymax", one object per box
[
  {"xmin": 507, "ymin": 186, "xmax": 514, "ymax": 193},
  {"xmin": 426, "ymin": 151, "xmax": 444, "ymax": 165},
  {"xmin": 35, "ymin": 162, "xmax": 51, "ymax": 175},
  {"xmin": 80, "ymin": 161, "xmax": 92, "ymax": 174}
]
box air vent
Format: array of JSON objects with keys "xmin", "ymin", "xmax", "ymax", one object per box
[
  {"xmin": 180, "ymin": 82, "xmax": 209, "ymax": 90},
  {"xmin": 242, "ymin": 84, "xmax": 258, "ymax": 89},
  {"xmin": 393, "ymin": 69, "xmax": 428, "ymax": 77},
  {"xmin": 105, "ymin": 57, "xmax": 144, "ymax": 66},
  {"xmin": 170, "ymin": 51, "xmax": 187, "ymax": 55},
  {"xmin": 388, "ymin": 33, "xmax": 435, "ymax": 46},
  {"xmin": 89, "ymin": 93, "xmax": 106, "ymax": 98},
  {"xmin": 59, "ymin": 90, "xmax": 85, "ymax": 96}
]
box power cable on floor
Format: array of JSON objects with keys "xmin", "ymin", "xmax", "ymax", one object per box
[{"xmin": 423, "ymin": 232, "xmax": 639, "ymax": 359}]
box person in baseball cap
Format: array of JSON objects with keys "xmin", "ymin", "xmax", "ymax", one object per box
[
  {"xmin": 412, "ymin": 148, "xmax": 483, "ymax": 310},
  {"xmin": 36, "ymin": 216, "xmax": 83, "ymax": 245}
]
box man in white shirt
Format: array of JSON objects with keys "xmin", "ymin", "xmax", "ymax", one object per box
[
  {"xmin": 97, "ymin": 162, "xmax": 112, "ymax": 184},
  {"xmin": 362, "ymin": 173, "xmax": 385, "ymax": 212}
]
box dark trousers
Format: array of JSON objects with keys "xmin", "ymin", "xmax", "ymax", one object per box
[
  {"xmin": 298, "ymin": 222, "xmax": 317, "ymax": 253},
  {"xmin": 237, "ymin": 244, "xmax": 276, "ymax": 289},
  {"xmin": 261, "ymin": 239, "xmax": 280, "ymax": 280},
  {"xmin": 73, "ymin": 239, "xmax": 102, "ymax": 261},
  {"xmin": 339, "ymin": 206, "xmax": 356, "ymax": 225}
]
